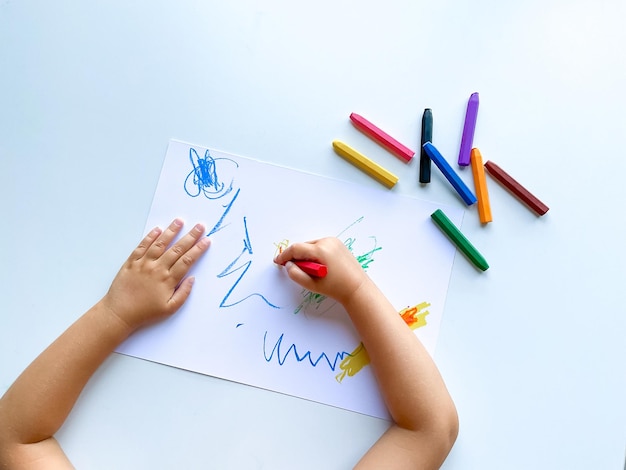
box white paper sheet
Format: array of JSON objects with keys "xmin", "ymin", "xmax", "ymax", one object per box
[{"xmin": 116, "ymin": 139, "xmax": 463, "ymax": 419}]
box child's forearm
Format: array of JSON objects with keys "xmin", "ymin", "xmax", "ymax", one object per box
[
  {"xmin": 0, "ymin": 220, "xmax": 209, "ymax": 467},
  {"xmin": 342, "ymin": 278, "xmax": 458, "ymax": 436},
  {"xmin": 0, "ymin": 301, "xmax": 132, "ymax": 445},
  {"xmin": 274, "ymin": 237, "xmax": 457, "ymax": 467}
]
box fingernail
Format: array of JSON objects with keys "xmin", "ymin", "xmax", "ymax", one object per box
[
  {"xmin": 197, "ymin": 237, "xmax": 210, "ymax": 248},
  {"xmin": 173, "ymin": 218, "xmax": 184, "ymax": 227}
]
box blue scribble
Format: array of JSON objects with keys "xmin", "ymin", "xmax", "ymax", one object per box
[
  {"xmin": 207, "ymin": 188, "xmax": 241, "ymax": 237},
  {"xmin": 217, "ymin": 216, "xmax": 279, "ymax": 309},
  {"xmin": 263, "ymin": 331, "xmax": 351, "ymax": 371},
  {"xmin": 184, "ymin": 148, "xmax": 238, "ymax": 199}
]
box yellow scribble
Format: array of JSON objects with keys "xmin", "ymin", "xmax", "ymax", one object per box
[
  {"xmin": 274, "ymin": 239, "xmax": 290, "ymax": 258},
  {"xmin": 335, "ymin": 342, "xmax": 370, "ymax": 383},
  {"xmin": 335, "ymin": 302, "xmax": 431, "ymax": 383}
]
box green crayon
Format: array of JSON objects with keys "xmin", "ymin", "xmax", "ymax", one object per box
[{"xmin": 431, "ymin": 209, "xmax": 489, "ymax": 271}]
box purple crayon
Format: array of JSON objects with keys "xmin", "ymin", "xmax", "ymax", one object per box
[{"xmin": 458, "ymin": 92, "xmax": 479, "ymax": 166}]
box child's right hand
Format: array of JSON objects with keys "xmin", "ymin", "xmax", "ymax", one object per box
[{"xmin": 273, "ymin": 237, "xmax": 370, "ymax": 305}]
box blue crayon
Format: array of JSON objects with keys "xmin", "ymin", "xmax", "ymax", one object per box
[{"xmin": 422, "ymin": 142, "xmax": 477, "ymax": 205}]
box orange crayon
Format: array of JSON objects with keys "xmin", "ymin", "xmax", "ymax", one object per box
[{"xmin": 470, "ymin": 148, "xmax": 492, "ymax": 224}]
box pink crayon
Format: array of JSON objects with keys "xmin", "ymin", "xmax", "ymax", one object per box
[{"xmin": 350, "ymin": 113, "xmax": 415, "ymax": 162}]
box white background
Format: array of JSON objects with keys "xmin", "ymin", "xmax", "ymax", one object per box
[{"xmin": 1, "ymin": 1, "xmax": 624, "ymax": 469}]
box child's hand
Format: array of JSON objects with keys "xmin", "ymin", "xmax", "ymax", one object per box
[
  {"xmin": 274, "ymin": 237, "xmax": 369, "ymax": 305},
  {"xmin": 101, "ymin": 219, "xmax": 210, "ymax": 332}
]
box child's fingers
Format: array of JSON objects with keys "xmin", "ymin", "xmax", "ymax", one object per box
[
  {"xmin": 161, "ymin": 223, "xmax": 206, "ymax": 268},
  {"xmin": 167, "ymin": 276, "xmax": 195, "ymax": 314},
  {"xmin": 274, "ymin": 242, "xmax": 320, "ymax": 265},
  {"xmin": 145, "ymin": 219, "xmax": 185, "ymax": 260},
  {"xmin": 169, "ymin": 236, "xmax": 211, "ymax": 282},
  {"xmin": 284, "ymin": 261, "xmax": 317, "ymax": 289},
  {"xmin": 130, "ymin": 227, "xmax": 163, "ymax": 260}
]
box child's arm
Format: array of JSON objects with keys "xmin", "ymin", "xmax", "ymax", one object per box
[
  {"xmin": 0, "ymin": 219, "xmax": 210, "ymax": 470},
  {"xmin": 274, "ymin": 237, "xmax": 459, "ymax": 470}
]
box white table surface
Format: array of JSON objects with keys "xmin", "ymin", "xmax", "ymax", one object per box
[{"xmin": 1, "ymin": 1, "xmax": 625, "ymax": 469}]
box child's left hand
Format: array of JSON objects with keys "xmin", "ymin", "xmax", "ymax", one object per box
[{"xmin": 101, "ymin": 219, "xmax": 210, "ymax": 332}]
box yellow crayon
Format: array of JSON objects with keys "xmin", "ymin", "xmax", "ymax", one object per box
[
  {"xmin": 332, "ymin": 140, "xmax": 399, "ymax": 189},
  {"xmin": 470, "ymin": 148, "xmax": 493, "ymax": 224}
]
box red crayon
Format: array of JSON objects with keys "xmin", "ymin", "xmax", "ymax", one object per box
[
  {"xmin": 350, "ymin": 113, "xmax": 415, "ymax": 162},
  {"xmin": 294, "ymin": 260, "xmax": 328, "ymax": 278},
  {"xmin": 484, "ymin": 161, "xmax": 549, "ymax": 216}
]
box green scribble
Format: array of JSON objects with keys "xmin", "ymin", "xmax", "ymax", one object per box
[
  {"xmin": 294, "ymin": 290, "xmax": 327, "ymax": 314},
  {"xmin": 344, "ymin": 236, "xmax": 381, "ymax": 271},
  {"xmin": 336, "ymin": 216, "xmax": 364, "ymax": 238}
]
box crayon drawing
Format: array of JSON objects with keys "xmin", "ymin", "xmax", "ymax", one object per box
[
  {"xmin": 335, "ymin": 342, "xmax": 370, "ymax": 384},
  {"xmin": 263, "ymin": 331, "xmax": 351, "ymax": 372},
  {"xmin": 400, "ymin": 302, "xmax": 431, "ymax": 330},
  {"xmin": 184, "ymin": 147, "xmax": 237, "ymax": 199},
  {"xmin": 116, "ymin": 139, "xmax": 464, "ymax": 420}
]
